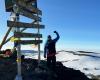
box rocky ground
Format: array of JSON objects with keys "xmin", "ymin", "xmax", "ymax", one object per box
[{"xmin": 0, "ymin": 56, "xmax": 92, "ymax": 80}]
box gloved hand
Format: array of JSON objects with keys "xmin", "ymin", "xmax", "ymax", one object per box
[
  {"xmin": 44, "ymin": 55, "xmax": 46, "ymax": 58},
  {"xmin": 54, "ymin": 31, "xmax": 57, "ymax": 33}
]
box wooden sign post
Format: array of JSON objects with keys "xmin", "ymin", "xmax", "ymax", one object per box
[{"xmin": 4, "ymin": 0, "xmax": 45, "ymax": 79}]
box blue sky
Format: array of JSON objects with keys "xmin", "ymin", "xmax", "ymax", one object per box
[{"xmin": 0, "ymin": 0, "xmax": 100, "ymax": 52}]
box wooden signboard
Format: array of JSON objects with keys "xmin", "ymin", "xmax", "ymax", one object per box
[
  {"xmin": 18, "ymin": 8, "xmax": 41, "ymax": 21},
  {"xmin": 14, "ymin": 32, "xmax": 42, "ymax": 38},
  {"xmin": 17, "ymin": 40, "xmax": 42, "ymax": 45},
  {"xmin": 16, "ymin": 1, "xmax": 42, "ymax": 15},
  {"xmin": 7, "ymin": 21, "xmax": 45, "ymax": 28},
  {"xmin": 5, "ymin": 0, "xmax": 42, "ymax": 15}
]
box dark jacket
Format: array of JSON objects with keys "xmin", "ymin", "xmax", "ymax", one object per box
[{"xmin": 44, "ymin": 32, "xmax": 60, "ymax": 57}]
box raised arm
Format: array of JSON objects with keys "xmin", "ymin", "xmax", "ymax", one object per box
[{"xmin": 53, "ymin": 31, "xmax": 60, "ymax": 42}]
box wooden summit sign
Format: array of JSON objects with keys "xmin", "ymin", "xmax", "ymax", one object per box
[
  {"xmin": 4, "ymin": 0, "xmax": 44, "ymax": 79},
  {"xmin": 5, "ymin": 0, "xmax": 42, "ymax": 21},
  {"xmin": 15, "ymin": 0, "xmax": 42, "ymax": 15},
  {"xmin": 7, "ymin": 21, "xmax": 45, "ymax": 28},
  {"xmin": 14, "ymin": 32, "xmax": 42, "ymax": 38},
  {"xmin": 5, "ymin": 0, "xmax": 41, "ymax": 15},
  {"xmin": 15, "ymin": 7, "xmax": 41, "ymax": 21},
  {"xmin": 16, "ymin": 40, "xmax": 42, "ymax": 45}
]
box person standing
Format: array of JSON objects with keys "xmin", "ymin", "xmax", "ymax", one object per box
[{"xmin": 44, "ymin": 31, "xmax": 60, "ymax": 69}]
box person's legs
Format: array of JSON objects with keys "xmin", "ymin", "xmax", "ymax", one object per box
[
  {"xmin": 47, "ymin": 57, "xmax": 52, "ymax": 68},
  {"xmin": 51, "ymin": 56, "xmax": 56, "ymax": 70}
]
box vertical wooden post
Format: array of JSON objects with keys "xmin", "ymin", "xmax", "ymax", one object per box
[
  {"xmin": 36, "ymin": 0, "xmax": 41, "ymax": 65},
  {"xmin": 14, "ymin": 4, "xmax": 22, "ymax": 80}
]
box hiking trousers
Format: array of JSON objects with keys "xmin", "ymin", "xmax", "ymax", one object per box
[{"xmin": 47, "ymin": 56, "xmax": 56, "ymax": 69}]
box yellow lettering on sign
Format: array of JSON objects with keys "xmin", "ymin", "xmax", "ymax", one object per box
[
  {"xmin": 16, "ymin": 58, "xmax": 21, "ymax": 62},
  {"xmin": 10, "ymin": 37, "xmax": 19, "ymax": 42}
]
